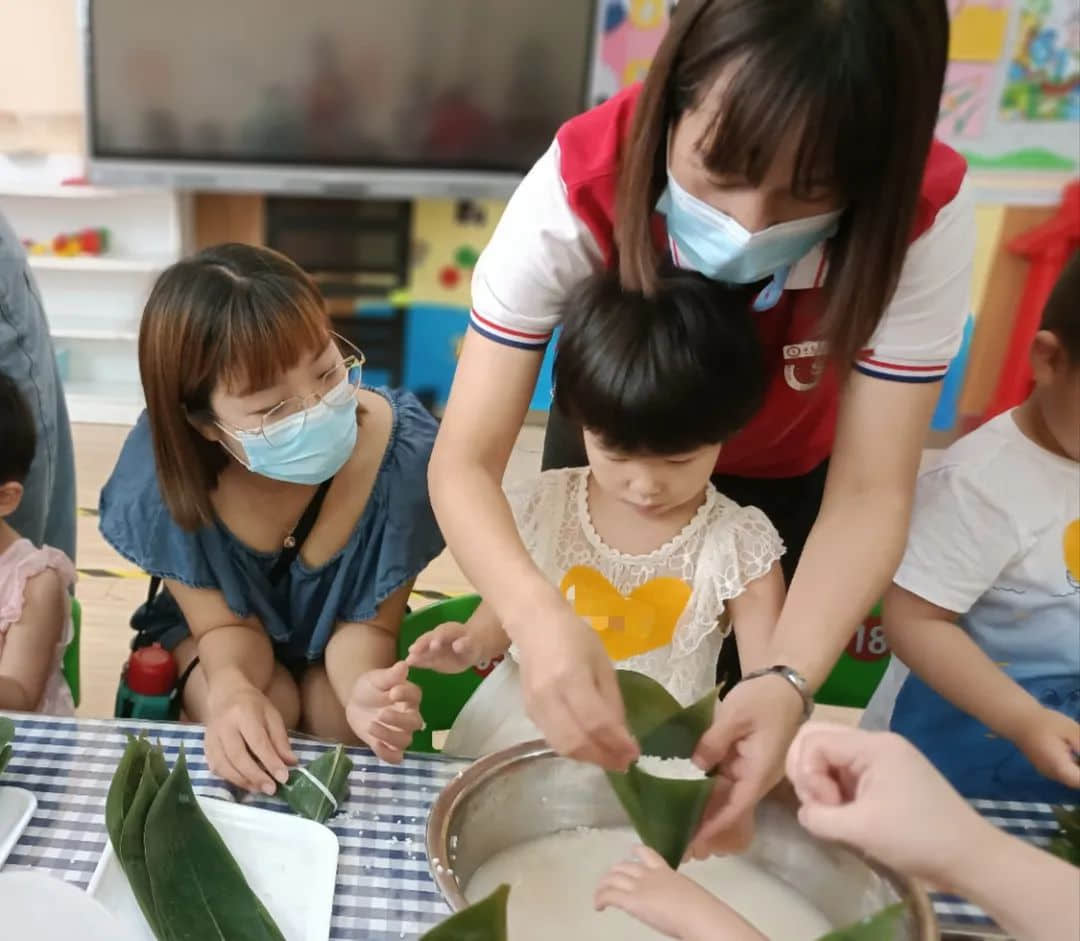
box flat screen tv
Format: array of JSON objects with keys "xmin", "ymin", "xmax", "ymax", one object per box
[{"xmin": 82, "ymin": 0, "xmax": 597, "ymax": 197}]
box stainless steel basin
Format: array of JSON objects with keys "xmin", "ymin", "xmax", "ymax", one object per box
[{"xmin": 427, "ymin": 741, "xmax": 939, "ymax": 939}]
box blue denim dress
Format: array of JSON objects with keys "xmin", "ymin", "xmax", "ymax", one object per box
[
  {"xmin": 892, "ymin": 670, "xmax": 1080, "ymax": 804},
  {"xmin": 99, "ymin": 388, "xmax": 445, "ymax": 663},
  {"xmin": 0, "ymin": 211, "xmax": 76, "ymax": 558}
]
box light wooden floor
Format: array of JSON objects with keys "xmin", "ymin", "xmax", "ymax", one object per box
[{"xmin": 71, "ymin": 422, "xmax": 545, "ymax": 719}]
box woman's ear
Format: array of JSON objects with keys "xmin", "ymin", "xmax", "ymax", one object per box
[
  {"xmin": 0, "ymin": 481, "xmax": 24, "ymax": 518},
  {"xmin": 184, "ymin": 406, "xmax": 221, "ymax": 443},
  {"xmin": 1030, "ymin": 330, "xmax": 1065, "ymax": 386}
]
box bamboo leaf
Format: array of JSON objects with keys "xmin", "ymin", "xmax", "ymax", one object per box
[
  {"xmin": 1049, "ymin": 805, "xmax": 1080, "ymax": 867},
  {"xmin": 118, "ymin": 752, "xmax": 168, "ymax": 938},
  {"xmin": 144, "ymin": 747, "xmax": 285, "ymax": 941},
  {"xmin": 421, "ymin": 884, "xmax": 510, "ymax": 940},
  {"xmin": 277, "ymin": 744, "xmax": 353, "ymax": 824},
  {"xmin": 0, "ymin": 716, "xmax": 13, "ymax": 777},
  {"xmin": 1052, "ymin": 805, "xmax": 1080, "ymax": 844},
  {"xmin": 817, "ymin": 902, "xmax": 907, "ymax": 940},
  {"xmin": 606, "ymin": 671, "xmax": 719, "ymax": 869},
  {"xmin": 106, "ymin": 737, "xmax": 151, "ymax": 851}
]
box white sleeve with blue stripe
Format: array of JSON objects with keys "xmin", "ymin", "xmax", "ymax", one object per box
[
  {"xmin": 469, "ymin": 141, "xmax": 604, "ymax": 351},
  {"xmin": 855, "ymin": 179, "xmax": 976, "ymax": 383}
]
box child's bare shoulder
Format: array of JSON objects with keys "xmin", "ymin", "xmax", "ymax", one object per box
[{"xmin": 10, "ymin": 566, "xmax": 67, "ymax": 637}]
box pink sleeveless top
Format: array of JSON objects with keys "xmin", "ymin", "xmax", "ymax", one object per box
[{"xmin": 0, "ymin": 539, "xmax": 76, "ymax": 715}]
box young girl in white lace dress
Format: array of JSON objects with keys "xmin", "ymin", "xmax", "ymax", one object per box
[{"xmin": 408, "ymin": 271, "xmax": 785, "ymax": 757}]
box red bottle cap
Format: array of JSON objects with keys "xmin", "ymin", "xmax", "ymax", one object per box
[{"xmin": 127, "ymin": 644, "xmax": 178, "ymax": 696}]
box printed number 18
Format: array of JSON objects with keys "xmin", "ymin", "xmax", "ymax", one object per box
[{"xmin": 847, "ymin": 621, "xmax": 889, "ymax": 661}]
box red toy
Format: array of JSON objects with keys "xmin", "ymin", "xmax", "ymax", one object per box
[
  {"xmin": 52, "ymin": 228, "xmax": 109, "ymax": 257},
  {"xmin": 982, "ymin": 181, "xmax": 1080, "ymax": 423}
]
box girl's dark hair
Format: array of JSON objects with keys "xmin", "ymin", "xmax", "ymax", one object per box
[
  {"xmin": 615, "ymin": 0, "xmax": 951, "ymax": 364},
  {"xmin": 139, "ymin": 243, "xmax": 331, "ymax": 530},
  {"xmin": 554, "ymin": 269, "xmax": 765, "ymax": 454},
  {"xmin": 0, "ymin": 371, "xmax": 36, "ymax": 485},
  {"xmin": 1041, "ymin": 250, "xmax": 1080, "ymax": 362}
]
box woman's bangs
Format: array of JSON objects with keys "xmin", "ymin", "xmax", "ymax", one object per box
[
  {"xmin": 699, "ymin": 52, "xmax": 887, "ymax": 204},
  {"xmin": 215, "ymin": 284, "xmax": 330, "ymax": 397}
]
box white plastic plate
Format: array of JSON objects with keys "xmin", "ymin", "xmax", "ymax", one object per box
[
  {"xmin": 0, "ymin": 870, "xmax": 124, "ymax": 940},
  {"xmin": 87, "ymin": 795, "xmax": 339, "ymax": 941},
  {"xmin": 0, "ymin": 785, "xmax": 36, "ymax": 866}
]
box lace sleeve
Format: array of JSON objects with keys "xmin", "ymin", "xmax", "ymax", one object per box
[
  {"xmin": 691, "ymin": 503, "xmax": 785, "ymax": 614},
  {"xmin": 730, "ymin": 506, "xmax": 786, "ymax": 588}
]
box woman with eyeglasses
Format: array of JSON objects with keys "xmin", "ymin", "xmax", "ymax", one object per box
[{"xmin": 98, "ymin": 244, "xmax": 444, "ymax": 793}]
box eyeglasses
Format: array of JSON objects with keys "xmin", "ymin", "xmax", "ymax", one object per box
[{"xmin": 215, "ymin": 334, "xmax": 365, "ymax": 448}]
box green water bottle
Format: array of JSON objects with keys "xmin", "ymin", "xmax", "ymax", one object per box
[{"xmin": 115, "ymin": 643, "xmax": 179, "ymax": 720}]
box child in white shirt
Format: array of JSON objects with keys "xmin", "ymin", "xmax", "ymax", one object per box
[
  {"xmin": 865, "ymin": 252, "xmax": 1080, "ymax": 802},
  {"xmin": 408, "ymin": 271, "xmax": 785, "ymax": 757}
]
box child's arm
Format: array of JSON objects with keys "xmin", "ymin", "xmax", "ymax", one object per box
[
  {"xmin": 0, "ymin": 569, "xmax": 67, "ymax": 711},
  {"xmin": 883, "ymin": 584, "xmax": 1080, "ymax": 788},
  {"xmin": 325, "ymin": 581, "xmax": 425, "ymax": 764},
  {"xmin": 405, "ymin": 601, "xmax": 510, "ymax": 674},
  {"xmin": 594, "ymin": 845, "xmax": 766, "ymax": 941},
  {"xmin": 727, "ymin": 562, "xmax": 785, "ymax": 676}
]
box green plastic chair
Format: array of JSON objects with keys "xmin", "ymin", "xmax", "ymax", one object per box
[
  {"xmin": 63, "ymin": 597, "xmax": 81, "ymax": 708},
  {"xmin": 814, "ymin": 603, "xmax": 890, "ymax": 708},
  {"xmin": 397, "ymin": 594, "xmax": 487, "ymax": 753}
]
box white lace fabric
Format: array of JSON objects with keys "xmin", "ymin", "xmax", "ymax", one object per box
[{"xmin": 508, "ymin": 468, "xmax": 785, "ymax": 705}]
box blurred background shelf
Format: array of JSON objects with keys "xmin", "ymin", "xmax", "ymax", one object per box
[
  {"xmin": 0, "ymin": 176, "xmax": 185, "ymax": 425},
  {"xmin": 27, "ymin": 254, "xmax": 171, "ymax": 273}
]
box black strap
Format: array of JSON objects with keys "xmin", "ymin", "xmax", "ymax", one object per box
[
  {"xmin": 144, "ymin": 476, "xmax": 336, "ymax": 603},
  {"xmin": 268, "ymin": 476, "xmax": 335, "ymax": 586}
]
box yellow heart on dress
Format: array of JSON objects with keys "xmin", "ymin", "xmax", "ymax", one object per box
[{"xmin": 560, "ymin": 566, "xmax": 692, "ymax": 661}]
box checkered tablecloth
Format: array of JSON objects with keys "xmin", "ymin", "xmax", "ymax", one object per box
[
  {"xmin": 0, "ymin": 712, "xmax": 466, "ymax": 940},
  {"xmin": 0, "ymin": 713, "xmax": 1069, "ymax": 939},
  {"xmin": 932, "ymin": 798, "xmax": 1065, "ymax": 936}
]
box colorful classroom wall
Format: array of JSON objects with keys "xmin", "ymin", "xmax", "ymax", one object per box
[{"xmin": 389, "ymin": 0, "xmax": 1078, "ymax": 417}]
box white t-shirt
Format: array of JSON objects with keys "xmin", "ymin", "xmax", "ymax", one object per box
[
  {"xmin": 443, "ymin": 468, "xmax": 785, "ymax": 758},
  {"xmin": 470, "ymin": 138, "xmax": 976, "ymax": 378},
  {"xmin": 864, "ymin": 410, "xmax": 1080, "ymax": 727}
]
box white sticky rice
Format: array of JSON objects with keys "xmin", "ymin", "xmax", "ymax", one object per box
[{"xmin": 634, "ymin": 755, "xmax": 708, "ymax": 779}]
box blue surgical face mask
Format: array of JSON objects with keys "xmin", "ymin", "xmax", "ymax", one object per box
[
  {"xmin": 219, "ymin": 382, "xmax": 357, "ymax": 485},
  {"xmin": 657, "ymin": 171, "xmax": 842, "ymax": 286}
]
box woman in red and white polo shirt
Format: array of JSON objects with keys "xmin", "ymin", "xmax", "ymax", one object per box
[{"xmin": 430, "ymin": 0, "xmax": 974, "ymax": 851}]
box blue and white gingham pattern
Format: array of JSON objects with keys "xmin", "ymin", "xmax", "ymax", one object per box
[
  {"xmin": 0, "ymin": 713, "xmax": 466, "ymax": 940},
  {"xmin": 0, "ymin": 714, "xmax": 1069, "ymax": 938},
  {"xmin": 931, "ymin": 798, "xmax": 1066, "ymax": 934}
]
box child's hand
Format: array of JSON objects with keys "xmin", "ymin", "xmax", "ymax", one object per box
[
  {"xmin": 594, "ymin": 846, "xmax": 766, "ymax": 941},
  {"xmin": 346, "ymin": 662, "xmax": 424, "ymax": 764},
  {"xmin": 406, "ymin": 623, "xmax": 483, "ymax": 674},
  {"xmin": 1012, "ymin": 707, "xmax": 1080, "ymax": 789},
  {"xmin": 204, "ymin": 681, "xmax": 297, "ymax": 795}
]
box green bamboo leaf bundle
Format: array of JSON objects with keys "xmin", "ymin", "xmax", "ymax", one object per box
[
  {"xmin": 0, "ymin": 717, "xmax": 13, "ymax": 776},
  {"xmin": 606, "ymin": 670, "xmax": 720, "ymax": 869},
  {"xmin": 1048, "ymin": 805, "xmax": 1080, "ymax": 866},
  {"xmin": 105, "ymin": 738, "xmax": 285, "ymax": 940},
  {"xmin": 277, "ymin": 744, "xmax": 352, "ymax": 824},
  {"xmin": 421, "ymin": 885, "xmax": 510, "ymax": 940}
]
